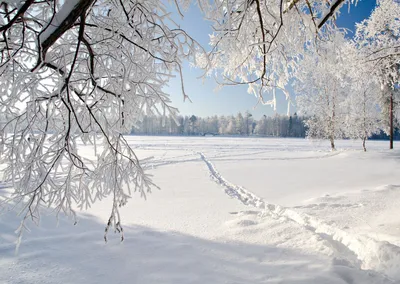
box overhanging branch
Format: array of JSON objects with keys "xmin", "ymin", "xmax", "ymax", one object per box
[
  {"xmin": 33, "ymin": 0, "xmax": 95, "ymax": 70},
  {"xmin": 318, "ymin": 0, "xmax": 345, "ymax": 29}
]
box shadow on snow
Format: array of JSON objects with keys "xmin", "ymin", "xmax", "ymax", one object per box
[{"xmin": 0, "ymin": 208, "xmax": 394, "ymax": 284}]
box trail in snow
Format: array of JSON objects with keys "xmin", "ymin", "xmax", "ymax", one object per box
[
  {"xmin": 198, "ymin": 151, "xmax": 400, "ymax": 280},
  {"xmin": 145, "ymin": 149, "xmax": 340, "ymax": 171},
  {"xmin": 198, "ymin": 152, "xmax": 265, "ymax": 209}
]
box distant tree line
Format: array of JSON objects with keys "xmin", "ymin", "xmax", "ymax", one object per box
[
  {"xmin": 130, "ymin": 111, "xmax": 400, "ymax": 140},
  {"xmin": 130, "ymin": 111, "xmax": 306, "ymax": 137}
]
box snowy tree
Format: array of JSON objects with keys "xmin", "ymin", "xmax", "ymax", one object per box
[
  {"xmin": 177, "ymin": 116, "xmax": 185, "ymax": 135},
  {"xmin": 289, "ymin": 113, "xmax": 306, "ymax": 137},
  {"xmin": 189, "ymin": 115, "xmax": 198, "ymax": 134},
  {"xmin": 236, "ymin": 112, "xmax": 246, "ymax": 135},
  {"xmin": 354, "ymin": 0, "xmax": 400, "ymax": 148},
  {"xmin": 0, "ymin": 0, "xmax": 203, "ymax": 239},
  {"xmin": 318, "ymin": 40, "xmax": 384, "ymax": 151},
  {"xmin": 254, "ymin": 115, "xmax": 268, "ymax": 136},
  {"xmin": 344, "ymin": 74, "xmax": 382, "ymax": 151},
  {"xmin": 288, "ymin": 116, "xmax": 293, "ymax": 137},
  {"xmin": 295, "ymin": 33, "xmax": 350, "ymax": 150},
  {"xmin": 197, "ymin": 0, "xmax": 351, "ymax": 109},
  {"xmin": 218, "ymin": 115, "xmax": 228, "ymax": 135},
  {"xmin": 245, "ymin": 111, "xmax": 253, "ymax": 135},
  {"xmin": 226, "ymin": 116, "xmax": 237, "ymax": 135},
  {"xmin": 336, "ymin": 40, "xmax": 383, "ymax": 151}
]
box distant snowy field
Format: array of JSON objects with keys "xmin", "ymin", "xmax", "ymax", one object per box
[{"xmin": 1, "ymin": 137, "xmax": 400, "ymax": 284}]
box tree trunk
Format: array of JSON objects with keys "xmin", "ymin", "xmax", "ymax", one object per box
[
  {"xmin": 362, "ymin": 136, "xmax": 367, "ymax": 152},
  {"xmin": 390, "ymin": 93, "xmax": 394, "ymax": 149},
  {"xmin": 330, "ymin": 90, "xmax": 336, "ymax": 151},
  {"xmin": 363, "ymin": 92, "xmax": 367, "ymax": 152},
  {"xmin": 330, "ymin": 137, "xmax": 335, "ymax": 151}
]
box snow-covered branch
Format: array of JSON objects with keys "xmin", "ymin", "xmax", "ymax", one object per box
[{"xmin": 0, "ymin": 0, "xmax": 203, "ymax": 239}]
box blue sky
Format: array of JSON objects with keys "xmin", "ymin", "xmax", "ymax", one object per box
[{"xmin": 165, "ymin": 0, "xmax": 377, "ymax": 119}]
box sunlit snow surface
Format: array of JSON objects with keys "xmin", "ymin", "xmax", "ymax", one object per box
[{"xmin": 1, "ymin": 137, "xmax": 400, "ymax": 283}]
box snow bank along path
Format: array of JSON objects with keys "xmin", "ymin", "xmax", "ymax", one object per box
[{"xmin": 198, "ymin": 151, "xmax": 400, "ymax": 280}]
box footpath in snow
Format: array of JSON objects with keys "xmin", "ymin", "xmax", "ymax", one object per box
[{"xmin": 199, "ymin": 151, "xmax": 400, "ymax": 280}]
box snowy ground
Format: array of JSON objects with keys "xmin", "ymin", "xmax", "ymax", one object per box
[{"xmin": 1, "ymin": 137, "xmax": 400, "ymax": 283}]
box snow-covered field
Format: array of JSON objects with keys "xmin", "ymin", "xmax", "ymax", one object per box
[{"xmin": 1, "ymin": 137, "xmax": 400, "ymax": 284}]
